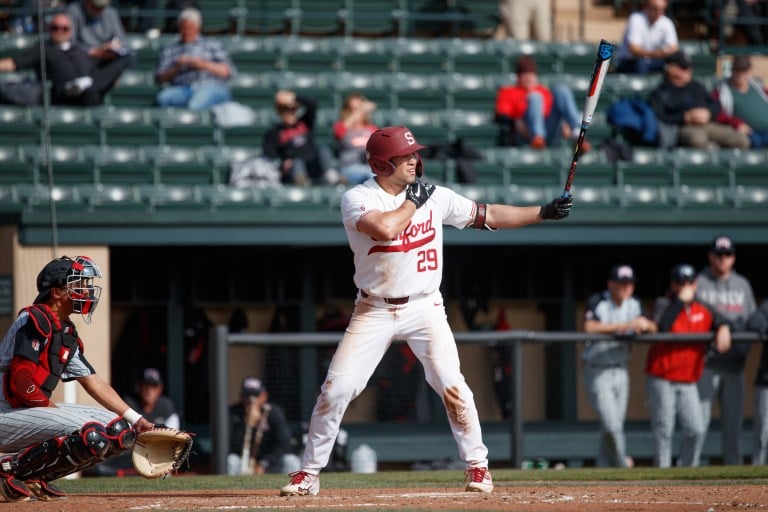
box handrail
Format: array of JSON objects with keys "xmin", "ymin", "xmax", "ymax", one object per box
[{"xmin": 210, "ymin": 327, "xmax": 763, "ymax": 474}]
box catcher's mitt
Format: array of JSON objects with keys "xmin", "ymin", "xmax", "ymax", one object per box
[{"xmin": 132, "ymin": 427, "xmax": 194, "ymax": 479}]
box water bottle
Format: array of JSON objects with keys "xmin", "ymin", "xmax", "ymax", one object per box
[{"xmin": 350, "ymin": 444, "xmax": 377, "ymax": 473}]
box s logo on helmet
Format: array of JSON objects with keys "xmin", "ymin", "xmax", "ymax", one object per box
[{"xmin": 404, "ymin": 132, "xmax": 416, "ymax": 145}]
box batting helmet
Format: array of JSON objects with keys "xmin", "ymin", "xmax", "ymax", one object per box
[{"xmin": 365, "ymin": 126, "xmax": 426, "ymax": 177}]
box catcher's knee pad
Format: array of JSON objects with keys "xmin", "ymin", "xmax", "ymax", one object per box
[
  {"xmin": 12, "ymin": 422, "xmax": 110, "ymax": 482},
  {"xmin": 105, "ymin": 417, "xmax": 136, "ymax": 456}
]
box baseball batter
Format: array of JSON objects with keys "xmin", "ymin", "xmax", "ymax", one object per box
[
  {"xmin": 0, "ymin": 256, "xmax": 154, "ymax": 502},
  {"xmin": 280, "ymin": 126, "xmax": 572, "ymax": 496}
]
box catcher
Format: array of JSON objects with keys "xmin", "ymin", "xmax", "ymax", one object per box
[{"xmin": 0, "ymin": 256, "xmax": 191, "ymax": 502}]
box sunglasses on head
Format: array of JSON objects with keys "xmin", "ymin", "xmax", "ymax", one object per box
[{"xmin": 50, "ymin": 24, "xmax": 71, "ymax": 32}]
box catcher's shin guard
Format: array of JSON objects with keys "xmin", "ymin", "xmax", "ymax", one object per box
[
  {"xmin": 105, "ymin": 417, "xmax": 136, "ymax": 456},
  {"xmin": 11, "ymin": 421, "xmax": 111, "ymax": 482}
]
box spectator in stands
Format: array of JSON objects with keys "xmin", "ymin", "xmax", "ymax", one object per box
[
  {"xmin": 648, "ymin": 264, "xmax": 731, "ymax": 468},
  {"xmin": 614, "ymin": 0, "xmax": 679, "ymax": 74},
  {"xmin": 227, "ymin": 377, "xmax": 300, "ymax": 476},
  {"xmin": 733, "ymin": 0, "xmax": 767, "ymax": 46},
  {"xmin": 263, "ymin": 90, "xmax": 338, "ymax": 185},
  {"xmin": 494, "ymin": 0, "xmax": 551, "ymax": 41},
  {"xmin": 747, "ymin": 299, "xmax": 768, "ymax": 465},
  {"xmin": 154, "ymin": 7, "xmax": 235, "ymax": 112},
  {"xmin": 713, "ymin": 55, "xmax": 768, "ymax": 149},
  {"xmin": 696, "ymin": 235, "xmax": 757, "ymax": 466},
  {"xmin": 0, "ymin": 12, "xmax": 128, "ymax": 106},
  {"xmin": 582, "ymin": 264, "xmax": 656, "ymax": 468},
  {"xmin": 495, "ymin": 55, "xmax": 591, "ymax": 151},
  {"xmin": 67, "ymin": 0, "xmax": 135, "ymax": 69},
  {"xmin": 648, "ymin": 50, "xmax": 750, "ymax": 149},
  {"xmin": 332, "ymin": 93, "xmax": 378, "ymax": 185}
]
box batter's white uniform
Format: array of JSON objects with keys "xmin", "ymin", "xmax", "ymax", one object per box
[{"xmin": 300, "ymin": 178, "xmax": 489, "ymax": 472}]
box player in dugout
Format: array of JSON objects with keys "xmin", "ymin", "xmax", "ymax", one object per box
[{"xmin": 280, "ymin": 126, "xmax": 572, "ymax": 497}]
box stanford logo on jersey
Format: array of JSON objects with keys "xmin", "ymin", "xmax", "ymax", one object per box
[{"xmin": 369, "ymin": 211, "xmax": 435, "ymax": 254}]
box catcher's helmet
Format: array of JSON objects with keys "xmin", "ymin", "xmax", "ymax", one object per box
[
  {"xmin": 365, "ymin": 126, "xmax": 426, "ymax": 177},
  {"xmin": 35, "ymin": 255, "xmax": 102, "ymax": 324}
]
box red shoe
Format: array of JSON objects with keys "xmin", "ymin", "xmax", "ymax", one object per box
[
  {"xmin": 464, "ymin": 467, "xmax": 494, "ymax": 493},
  {"xmin": 530, "ymin": 136, "xmax": 546, "ymax": 149}
]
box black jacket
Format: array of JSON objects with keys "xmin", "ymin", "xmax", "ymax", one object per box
[{"xmin": 648, "ymin": 77, "xmax": 720, "ymax": 126}]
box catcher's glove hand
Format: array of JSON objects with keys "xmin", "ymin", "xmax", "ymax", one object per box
[{"xmin": 132, "ymin": 427, "xmax": 194, "ymax": 479}]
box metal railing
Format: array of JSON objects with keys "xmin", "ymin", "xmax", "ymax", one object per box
[{"xmin": 209, "ymin": 326, "xmax": 763, "ymax": 474}]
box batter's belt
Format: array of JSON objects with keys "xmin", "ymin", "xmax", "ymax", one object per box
[{"xmin": 359, "ymin": 290, "xmax": 409, "ymax": 305}]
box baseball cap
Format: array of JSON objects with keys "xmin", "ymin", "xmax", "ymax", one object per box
[
  {"xmin": 608, "ymin": 264, "xmax": 636, "ymax": 283},
  {"xmin": 732, "ymin": 55, "xmax": 751, "ymax": 72},
  {"xmin": 670, "ymin": 264, "xmax": 697, "ymax": 284},
  {"xmin": 664, "ymin": 50, "xmax": 692, "ymax": 69},
  {"xmin": 34, "ymin": 257, "xmax": 75, "ymax": 304},
  {"xmin": 141, "ymin": 368, "xmax": 162, "ymax": 385},
  {"xmin": 515, "ymin": 55, "xmax": 538, "ymax": 74},
  {"xmin": 709, "ymin": 235, "xmax": 735, "ymax": 255},
  {"xmin": 241, "ymin": 377, "xmax": 265, "ymax": 397}
]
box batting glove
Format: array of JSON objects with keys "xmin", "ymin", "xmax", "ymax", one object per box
[
  {"xmin": 406, "ymin": 181, "xmax": 436, "ymax": 209},
  {"xmin": 539, "ymin": 196, "xmax": 573, "ymax": 220}
]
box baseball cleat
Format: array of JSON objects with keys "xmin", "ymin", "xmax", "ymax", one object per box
[
  {"xmin": 0, "ymin": 475, "xmax": 31, "ymax": 502},
  {"xmin": 464, "ymin": 467, "xmax": 493, "ymax": 493},
  {"xmin": 26, "ymin": 480, "xmax": 67, "ymax": 501},
  {"xmin": 280, "ymin": 470, "xmax": 320, "ymax": 496}
]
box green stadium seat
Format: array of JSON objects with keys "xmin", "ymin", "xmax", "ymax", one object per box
[
  {"xmin": 608, "ymin": 184, "xmax": 668, "ymax": 208},
  {"xmin": 444, "ymin": 38, "xmax": 506, "ymax": 75},
  {"xmin": 153, "ymin": 109, "xmax": 217, "ymax": 147},
  {"xmin": 552, "ymin": 41, "xmax": 600, "ymax": 76},
  {"xmin": 345, "ymin": 0, "xmax": 404, "ymax": 37},
  {"xmin": 16, "ymin": 184, "xmax": 81, "ymax": 211},
  {"xmin": 295, "ymin": 0, "xmax": 345, "ymax": 35},
  {"xmin": 386, "ymin": 73, "xmax": 444, "ymax": 111},
  {"xmin": 0, "ymin": 145, "xmax": 36, "ymax": 185},
  {"xmin": 229, "ymin": 72, "xmax": 276, "ymax": 109},
  {"xmin": 467, "ymin": 160, "xmax": 507, "ymax": 185},
  {"xmin": 0, "ymin": 105, "xmax": 38, "ymax": 145},
  {"xmin": 201, "ymin": 184, "xmax": 262, "ymax": 212},
  {"xmin": 122, "ymin": 33, "xmax": 160, "ymax": 72},
  {"xmin": 139, "ymin": 183, "xmax": 199, "ymax": 212},
  {"xmin": 441, "ymin": 109, "xmax": 497, "ymax": 149},
  {"xmin": 603, "ymin": 73, "xmax": 661, "ymax": 102},
  {"xmin": 283, "ymin": 71, "xmax": 335, "ymax": 110},
  {"xmin": 225, "ymin": 36, "xmax": 281, "ymax": 72},
  {"xmin": 84, "ymin": 145, "xmax": 156, "ymax": 186},
  {"xmin": 499, "ymin": 184, "xmax": 546, "ymax": 206},
  {"xmin": 279, "ymin": 36, "xmax": 339, "ymax": 73},
  {"xmin": 92, "ymin": 106, "xmax": 158, "ymax": 147},
  {"xmin": 461, "ymin": 0, "xmax": 501, "ymax": 37},
  {"xmin": 500, "ymin": 148, "xmax": 562, "ymax": 187},
  {"xmin": 107, "ymin": 69, "xmax": 156, "ymax": 107},
  {"xmin": 195, "ymin": 0, "xmax": 238, "ymax": 34},
  {"xmin": 666, "ymin": 185, "xmax": 723, "ymax": 208},
  {"xmin": 79, "ymin": 183, "xmax": 143, "ymax": 212},
  {"xmin": 384, "ymin": 38, "xmax": 445, "ymax": 75},
  {"xmin": 330, "ymin": 37, "xmax": 392, "ymax": 74},
  {"xmin": 329, "ymin": 72, "xmax": 391, "ymax": 110},
  {"xmin": 723, "ymin": 186, "xmax": 768, "ymax": 208},
  {"xmin": 144, "ymin": 146, "xmax": 217, "ymax": 185},
  {"xmin": 728, "ymin": 150, "xmax": 768, "ymax": 187},
  {"xmin": 488, "ymin": 40, "xmax": 559, "ymax": 74},
  {"xmin": 380, "ymin": 109, "xmax": 447, "ymax": 145},
  {"xmin": 241, "ymin": 0, "xmax": 292, "ymax": 35},
  {"xmin": 442, "ymin": 73, "xmax": 495, "ymax": 111},
  {"xmin": 557, "ymin": 148, "xmax": 618, "ymax": 186},
  {"xmin": 26, "ymin": 145, "xmax": 94, "ymax": 186},
  {"xmin": 671, "ymin": 148, "xmax": 729, "ymax": 187},
  {"xmin": 33, "ymin": 107, "xmax": 100, "ymax": 147},
  {"xmin": 616, "ymin": 148, "xmax": 674, "ymax": 187}
]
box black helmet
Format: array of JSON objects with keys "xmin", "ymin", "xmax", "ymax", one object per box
[
  {"xmin": 34, "ymin": 256, "xmax": 102, "ymax": 323},
  {"xmin": 670, "ymin": 264, "xmax": 696, "ymax": 284}
]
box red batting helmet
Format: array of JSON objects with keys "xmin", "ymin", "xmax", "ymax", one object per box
[{"xmin": 365, "ymin": 126, "xmax": 426, "ymax": 177}]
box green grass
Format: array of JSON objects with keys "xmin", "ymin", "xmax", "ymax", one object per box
[{"xmin": 56, "ymin": 465, "xmax": 768, "ymax": 494}]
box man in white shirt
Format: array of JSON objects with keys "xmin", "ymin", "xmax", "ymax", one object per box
[{"xmin": 615, "ymin": 0, "xmax": 679, "ymax": 74}]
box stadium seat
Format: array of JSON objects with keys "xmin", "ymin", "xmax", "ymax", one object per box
[
  {"xmin": 0, "ymin": 145, "xmax": 36, "ymax": 185},
  {"xmin": 498, "ymin": 184, "xmax": 546, "ymax": 206},
  {"xmin": 34, "ymin": 107, "xmax": 100, "ymax": 147},
  {"xmin": 84, "ymin": 145, "xmax": 156, "ymax": 186},
  {"xmin": 26, "ymin": 144, "xmax": 94, "ymax": 186},
  {"xmin": 727, "ymin": 150, "xmax": 768, "ymax": 188},
  {"xmin": 440, "ymin": 109, "xmax": 497, "ymax": 149},
  {"xmin": 384, "ymin": 38, "xmax": 445, "ymax": 75},
  {"xmin": 381, "ymin": 108, "xmax": 447, "ymax": 145},
  {"xmin": 0, "ymin": 105, "xmax": 38, "ymax": 145},
  {"xmin": 608, "ymin": 184, "xmax": 668, "ymax": 208},
  {"xmin": 279, "ymin": 36, "xmax": 339, "ymax": 73},
  {"xmin": 616, "ymin": 148, "xmax": 674, "ymax": 187},
  {"xmin": 443, "ymin": 38, "xmax": 507, "ymax": 75},
  {"xmin": 329, "ymin": 72, "xmax": 391, "ymax": 110},
  {"xmin": 144, "ymin": 146, "xmax": 218, "ymax": 185},
  {"xmin": 195, "ymin": 0, "xmax": 238, "ymax": 34},
  {"xmin": 294, "ymin": 0, "xmax": 345, "ymax": 35},
  {"xmin": 723, "ymin": 186, "xmax": 768, "ymax": 208},
  {"xmin": 666, "ymin": 185, "xmax": 723, "ymax": 208},
  {"xmin": 556, "ymin": 148, "xmax": 618, "ymax": 186},
  {"xmin": 229, "ymin": 72, "xmax": 277, "ymax": 109},
  {"xmin": 345, "ymin": 0, "xmax": 404, "ymax": 37},
  {"xmin": 488, "ymin": 40, "xmax": 559, "ymax": 74},
  {"xmin": 241, "ymin": 0, "xmax": 292, "ymax": 35},
  {"xmin": 121, "ymin": 33, "xmax": 160, "ymax": 72},
  {"xmin": 329, "ymin": 37, "xmax": 392, "ymax": 74},
  {"xmin": 386, "ymin": 73, "xmax": 444, "ymax": 111},
  {"xmin": 442, "ymin": 73, "xmax": 495, "ymax": 111},
  {"xmin": 16, "ymin": 184, "xmax": 81, "ymax": 211},
  {"xmin": 461, "ymin": 0, "xmax": 501, "ymax": 37},
  {"xmin": 671, "ymin": 148, "xmax": 729, "ymax": 187},
  {"xmin": 107, "ymin": 69, "xmax": 156, "ymax": 107},
  {"xmin": 92, "ymin": 106, "xmax": 158, "ymax": 146},
  {"xmin": 225, "ymin": 36, "xmax": 281, "ymax": 72},
  {"xmin": 500, "ymin": 148, "xmax": 563, "ymax": 187},
  {"xmin": 153, "ymin": 109, "xmax": 217, "ymax": 147},
  {"xmin": 552, "ymin": 41, "xmax": 600, "ymax": 75}
]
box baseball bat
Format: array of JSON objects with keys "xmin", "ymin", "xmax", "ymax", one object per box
[{"xmin": 561, "ymin": 39, "xmax": 615, "ymax": 198}]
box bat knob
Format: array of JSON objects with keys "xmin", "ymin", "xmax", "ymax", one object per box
[{"xmin": 561, "ymin": 191, "xmax": 572, "ymax": 200}]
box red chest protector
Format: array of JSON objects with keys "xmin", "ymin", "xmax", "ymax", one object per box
[{"xmin": 4, "ymin": 305, "xmax": 84, "ymax": 407}]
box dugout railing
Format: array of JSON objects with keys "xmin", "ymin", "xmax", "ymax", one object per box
[{"xmin": 209, "ymin": 327, "xmax": 763, "ymax": 474}]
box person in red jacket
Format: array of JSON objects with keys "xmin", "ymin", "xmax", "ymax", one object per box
[
  {"xmin": 494, "ymin": 55, "xmax": 590, "ymax": 151},
  {"xmin": 647, "ymin": 263, "xmax": 731, "ymax": 468}
]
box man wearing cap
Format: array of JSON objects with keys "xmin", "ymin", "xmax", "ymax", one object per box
[
  {"xmin": 713, "ymin": 55, "xmax": 768, "ymax": 149},
  {"xmin": 695, "ymin": 236, "xmax": 757, "ymax": 465},
  {"xmin": 647, "ymin": 264, "xmax": 731, "ymax": 468},
  {"xmin": 648, "ymin": 50, "xmax": 750, "ymax": 149},
  {"xmin": 125, "ymin": 368, "xmax": 180, "ymax": 429},
  {"xmin": 582, "ymin": 264, "xmax": 656, "ymax": 468},
  {"xmin": 615, "ymin": 0, "xmax": 679, "ymax": 74},
  {"xmin": 0, "ymin": 256, "xmax": 154, "ymax": 501},
  {"xmin": 227, "ymin": 377, "xmax": 298, "ymax": 476},
  {"xmin": 494, "ymin": 55, "xmax": 590, "ymax": 151}
]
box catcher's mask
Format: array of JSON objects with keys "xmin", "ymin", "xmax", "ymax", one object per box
[
  {"xmin": 35, "ymin": 255, "xmax": 103, "ymax": 324},
  {"xmin": 365, "ymin": 125, "xmax": 426, "ymax": 177}
]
